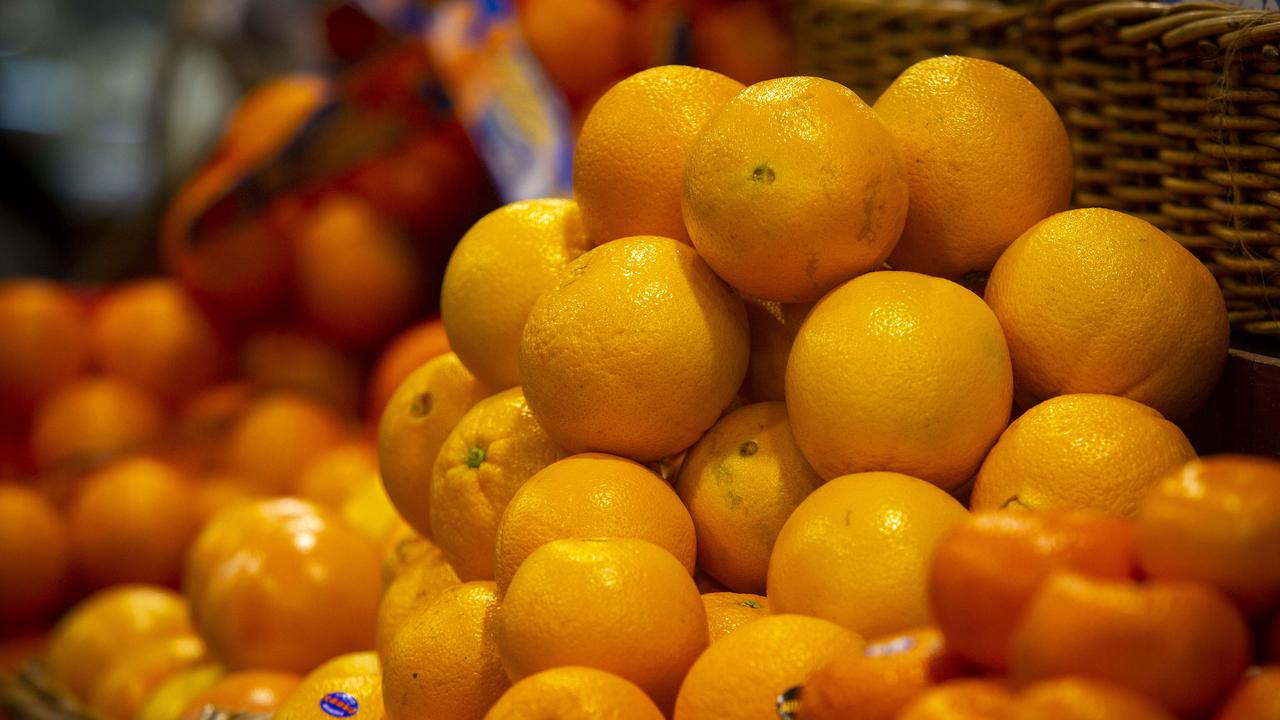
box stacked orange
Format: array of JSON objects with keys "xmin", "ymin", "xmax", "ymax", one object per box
[{"xmin": 4, "ymin": 44, "xmax": 1265, "ymax": 720}]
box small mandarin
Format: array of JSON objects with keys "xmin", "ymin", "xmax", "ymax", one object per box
[
  {"xmin": 800, "ymin": 627, "xmax": 965, "ymax": 720},
  {"xmin": 1008, "ymin": 573, "xmax": 1250, "ymax": 717},
  {"xmin": 1136, "ymin": 454, "xmax": 1280, "ymax": 614},
  {"xmin": 1008, "ymin": 677, "xmax": 1175, "ymax": 720},
  {"xmin": 929, "ymin": 509, "xmax": 1137, "ymax": 670}
]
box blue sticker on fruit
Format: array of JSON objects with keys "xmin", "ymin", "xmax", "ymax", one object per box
[
  {"xmin": 424, "ymin": 0, "xmax": 574, "ymax": 202},
  {"xmin": 319, "ymin": 691, "xmax": 360, "ymax": 718}
]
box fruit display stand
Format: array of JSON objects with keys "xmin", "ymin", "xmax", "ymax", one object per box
[{"xmin": 794, "ymin": 0, "xmax": 1280, "ymax": 336}]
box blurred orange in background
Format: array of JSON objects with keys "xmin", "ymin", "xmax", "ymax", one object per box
[
  {"xmin": 239, "ymin": 331, "xmax": 363, "ymax": 417},
  {"xmin": 291, "ymin": 194, "xmax": 423, "ymax": 350},
  {"xmin": 0, "ymin": 484, "xmax": 70, "ymax": 628},
  {"xmin": 223, "ymin": 392, "xmax": 350, "ymax": 496},
  {"xmin": 89, "ymin": 279, "xmax": 225, "ymax": 406},
  {"xmin": 67, "ymin": 457, "xmax": 202, "ymax": 590},
  {"xmin": 0, "ymin": 280, "xmax": 89, "ymax": 422},
  {"xmin": 31, "ymin": 377, "xmax": 165, "ymax": 473}
]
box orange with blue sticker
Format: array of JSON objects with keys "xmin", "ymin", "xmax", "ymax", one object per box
[{"xmin": 319, "ymin": 691, "xmax": 360, "ymax": 718}]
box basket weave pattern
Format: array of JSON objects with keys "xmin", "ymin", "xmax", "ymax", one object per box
[{"xmin": 793, "ymin": 0, "xmax": 1280, "ymax": 334}]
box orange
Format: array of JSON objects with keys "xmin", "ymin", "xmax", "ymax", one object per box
[
  {"xmin": 519, "ymin": 235, "xmax": 749, "ymax": 461},
  {"xmin": 377, "ymin": 353, "xmax": 491, "ymax": 538},
  {"xmin": 971, "ymin": 394, "xmax": 1196, "ymax": 516},
  {"xmin": 484, "ymin": 666, "xmax": 665, "ymax": 720},
  {"xmin": 573, "ymin": 66, "xmax": 744, "ymax": 245},
  {"xmin": 1216, "ymin": 666, "xmax": 1280, "ymax": 720},
  {"xmin": 240, "ymin": 331, "xmax": 362, "ymax": 416},
  {"xmin": 296, "ymin": 440, "xmax": 379, "ymax": 508},
  {"xmin": 767, "ymin": 471, "xmax": 968, "ymax": 638},
  {"xmin": 292, "ymin": 194, "xmax": 421, "ymax": 348},
  {"xmin": 519, "ymin": 0, "xmax": 629, "ymax": 103},
  {"xmin": 430, "ymin": 387, "xmax": 569, "ymax": 579},
  {"xmin": 192, "ymin": 472, "xmax": 256, "ymax": 522},
  {"xmin": 382, "ymin": 581, "xmax": 509, "ymax": 720},
  {"xmin": 785, "ymin": 271, "xmax": 1012, "ymax": 489},
  {"xmin": 217, "ymin": 75, "xmax": 331, "ymax": 165},
  {"xmin": 87, "ymin": 634, "xmax": 208, "ymax": 720},
  {"xmin": 1009, "ymin": 677, "xmax": 1175, "ymax": 720},
  {"xmin": 739, "ymin": 298, "xmax": 811, "ymax": 403},
  {"xmin": 89, "ymin": 279, "xmax": 223, "ymax": 404},
  {"xmin": 135, "ymin": 664, "xmax": 223, "ymax": 720},
  {"xmin": 223, "ymin": 392, "xmax": 348, "ymax": 495},
  {"xmin": 163, "ymin": 197, "xmax": 294, "ymax": 318},
  {"xmin": 0, "ymin": 279, "xmax": 88, "ymax": 418},
  {"xmin": 494, "ymin": 452, "xmax": 696, "ymax": 593},
  {"xmin": 0, "ymin": 484, "xmax": 69, "ymax": 625},
  {"xmin": 380, "ymin": 523, "xmax": 434, "ymax": 584},
  {"xmin": 31, "ymin": 376, "xmax": 164, "ymax": 472},
  {"xmin": 672, "ymin": 613, "xmax": 862, "ymax": 720},
  {"xmin": 675, "ymin": 402, "xmax": 822, "ymax": 593},
  {"xmin": 441, "ymin": 198, "xmax": 592, "ymax": 390},
  {"xmin": 179, "ymin": 670, "xmax": 302, "ymax": 719},
  {"xmin": 45, "ymin": 584, "xmax": 194, "ymax": 700},
  {"xmin": 873, "ymin": 56, "xmax": 1072, "ymax": 280},
  {"xmin": 701, "ymin": 592, "xmax": 769, "ymax": 643},
  {"xmin": 497, "ymin": 537, "xmax": 708, "ymax": 712},
  {"xmin": 1008, "ymin": 572, "xmax": 1250, "ymax": 717},
  {"xmin": 898, "ymin": 679, "xmax": 1014, "ymax": 720},
  {"xmin": 68, "ymin": 456, "xmax": 202, "ymax": 589},
  {"xmin": 375, "ymin": 539, "xmax": 460, "ymax": 656},
  {"xmin": 338, "ymin": 474, "xmax": 404, "ymax": 550},
  {"xmin": 800, "ymin": 626, "xmax": 965, "ymax": 720},
  {"xmin": 985, "ymin": 208, "xmax": 1229, "ymax": 420},
  {"xmin": 272, "ymin": 651, "xmax": 385, "ymax": 720},
  {"xmin": 684, "ymin": 76, "xmax": 908, "ymax": 303},
  {"xmin": 690, "ymin": 1, "xmax": 793, "ymax": 86},
  {"xmin": 1136, "ymin": 454, "xmax": 1280, "ymax": 614},
  {"xmin": 366, "ymin": 319, "xmax": 450, "ymax": 421},
  {"xmin": 183, "ymin": 498, "xmax": 380, "ymax": 673},
  {"xmin": 929, "ymin": 509, "xmax": 1137, "ymax": 671}
]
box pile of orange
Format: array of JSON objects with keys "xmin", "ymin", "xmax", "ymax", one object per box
[{"xmin": 3, "ymin": 40, "xmax": 1276, "ymax": 720}]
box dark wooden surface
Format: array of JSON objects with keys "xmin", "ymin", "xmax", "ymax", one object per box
[{"xmin": 1185, "ymin": 349, "xmax": 1280, "ymax": 457}]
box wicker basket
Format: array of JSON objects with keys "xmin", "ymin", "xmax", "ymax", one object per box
[
  {"xmin": 793, "ymin": 0, "xmax": 1053, "ymax": 103},
  {"xmin": 793, "ymin": 0, "xmax": 1280, "ymax": 336}
]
